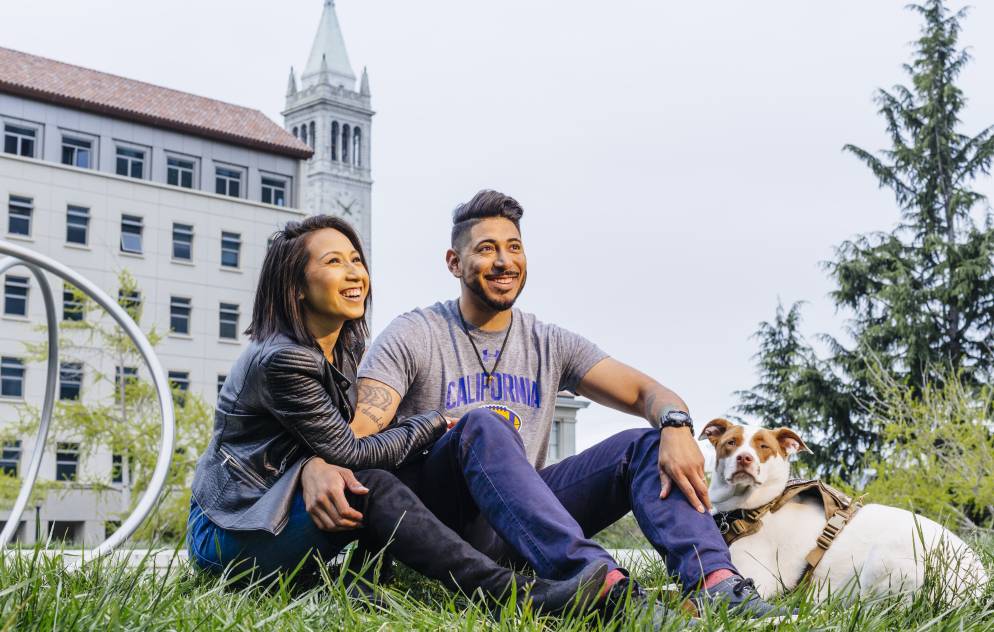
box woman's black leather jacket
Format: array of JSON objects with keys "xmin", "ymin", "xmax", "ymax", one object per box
[{"xmin": 191, "ymin": 333, "xmax": 446, "ymax": 534}]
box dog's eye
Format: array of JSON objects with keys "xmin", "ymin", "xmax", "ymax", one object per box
[
  {"xmin": 725, "ymin": 439, "xmax": 736, "ymax": 446},
  {"xmin": 760, "ymin": 444, "xmax": 770, "ymax": 450}
]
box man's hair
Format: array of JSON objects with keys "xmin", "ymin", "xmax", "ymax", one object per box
[{"xmin": 451, "ymin": 190, "xmax": 524, "ymax": 249}]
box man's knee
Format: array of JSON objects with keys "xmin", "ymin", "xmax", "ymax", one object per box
[{"xmin": 458, "ymin": 408, "xmax": 520, "ymax": 440}]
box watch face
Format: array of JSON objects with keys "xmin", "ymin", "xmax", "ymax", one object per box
[{"xmin": 667, "ymin": 411, "xmax": 690, "ymax": 423}]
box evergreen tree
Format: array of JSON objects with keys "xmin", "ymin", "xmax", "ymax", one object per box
[
  {"xmin": 737, "ymin": 0, "xmax": 994, "ymax": 477},
  {"xmin": 735, "ymin": 303, "xmax": 869, "ymax": 478}
]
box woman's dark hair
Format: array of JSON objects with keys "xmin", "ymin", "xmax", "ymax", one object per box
[{"xmin": 246, "ymin": 215, "xmax": 370, "ymax": 368}]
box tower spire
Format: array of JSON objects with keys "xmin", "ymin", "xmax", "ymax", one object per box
[
  {"xmin": 360, "ymin": 66, "xmax": 370, "ymax": 97},
  {"xmin": 302, "ymin": 0, "xmax": 356, "ymax": 90},
  {"xmin": 286, "ymin": 66, "xmax": 297, "ymax": 97}
]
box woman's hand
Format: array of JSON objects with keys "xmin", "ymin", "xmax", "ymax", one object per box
[{"xmin": 301, "ymin": 457, "xmax": 369, "ymax": 531}]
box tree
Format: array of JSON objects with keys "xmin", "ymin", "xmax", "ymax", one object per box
[
  {"xmin": 737, "ymin": 0, "xmax": 994, "ymax": 477},
  {"xmin": 3, "ymin": 270, "xmax": 212, "ymax": 541},
  {"xmin": 735, "ymin": 303, "xmax": 871, "ymax": 478}
]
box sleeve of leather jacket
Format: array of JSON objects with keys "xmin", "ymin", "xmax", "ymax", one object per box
[{"xmin": 261, "ymin": 347, "xmax": 446, "ymax": 469}]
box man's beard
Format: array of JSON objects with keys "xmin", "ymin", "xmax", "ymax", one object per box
[{"xmin": 464, "ymin": 272, "xmax": 526, "ymax": 312}]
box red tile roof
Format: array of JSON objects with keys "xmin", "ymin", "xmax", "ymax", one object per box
[{"xmin": 0, "ymin": 46, "xmax": 312, "ymax": 159}]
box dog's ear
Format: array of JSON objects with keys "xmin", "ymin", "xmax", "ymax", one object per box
[
  {"xmin": 699, "ymin": 418, "xmax": 732, "ymax": 446},
  {"xmin": 774, "ymin": 428, "xmax": 812, "ymax": 456}
]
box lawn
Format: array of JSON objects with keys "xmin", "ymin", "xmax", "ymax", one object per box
[{"xmin": 0, "ymin": 531, "xmax": 991, "ymax": 631}]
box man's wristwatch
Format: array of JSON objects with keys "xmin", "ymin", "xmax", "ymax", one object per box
[{"xmin": 658, "ymin": 409, "xmax": 693, "ymax": 431}]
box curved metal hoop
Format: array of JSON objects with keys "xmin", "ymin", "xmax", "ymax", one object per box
[{"xmin": 0, "ymin": 240, "xmax": 175, "ymax": 560}]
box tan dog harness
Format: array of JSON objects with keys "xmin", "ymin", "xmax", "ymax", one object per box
[{"xmin": 713, "ymin": 479, "xmax": 863, "ymax": 585}]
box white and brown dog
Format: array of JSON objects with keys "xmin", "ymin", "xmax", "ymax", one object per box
[{"xmin": 700, "ymin": 418, "xmax": 988, "ymax": 602}]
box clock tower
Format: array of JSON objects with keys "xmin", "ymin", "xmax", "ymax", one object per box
[{"xmin": 284, "ymin": 0, "xmax": 374, "ymax": 254}]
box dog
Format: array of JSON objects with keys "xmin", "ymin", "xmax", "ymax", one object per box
[{"xmin": 700, "ymin": 418, "xmax": 988, "ymax": 602}]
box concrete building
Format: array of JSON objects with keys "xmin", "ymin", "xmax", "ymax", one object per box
[
  {"xmin": 0, "ymin": 45, "xmax": 310, "ymax": 545},
  {"xmin": 0, "ymin": 1, "xmax": 580, "ymax": 546}
]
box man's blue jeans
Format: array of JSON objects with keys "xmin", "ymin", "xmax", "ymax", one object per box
[{"xmin": 400, "ymin": 408, "xmax": 736, "ymax": 587}]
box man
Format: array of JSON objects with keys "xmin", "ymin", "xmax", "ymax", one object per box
[{"xmin": 301, "ymin": 190, "xmax": 788, "ymax": 622}]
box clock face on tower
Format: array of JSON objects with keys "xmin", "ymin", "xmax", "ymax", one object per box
[{"xmin": 335, "ymin": 191, "xmax": 360, "ymax": 217}]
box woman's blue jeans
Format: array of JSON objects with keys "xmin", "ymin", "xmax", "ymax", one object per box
[{"xmin": 188, "ymin": 491, "xmax": 355, "ymax": 578}]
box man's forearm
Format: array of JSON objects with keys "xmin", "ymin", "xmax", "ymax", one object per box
[
  {"xmin": 350, "ymin": 378, "xmax": 403, "ymax": 438},
  {"xmin": 641, "ymin": 383, "xmax": 689, "ymax": 429}
]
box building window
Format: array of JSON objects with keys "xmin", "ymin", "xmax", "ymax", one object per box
[
  {"xmin": 115, "ymin": 147, "xmax": 145, "ymax": 178},
  {"xmin": 221, "ymin": 232, "xmax": 241, "ymax": 268},
  {"xmin": 353, "ymin": 127, "xmax": 362, "ymax": 167},
  {"xmin": 114, "ymin": 366, "xmax": 138, "ymax": 402},
  {"xmin": 168, "ymin": 370, "xmax": 190, "ymax": 392},
  {"xmin": 7, "ymin": 195, "xmax": 32, "ymax": 236},
  {"xmin": 120, "ymin": 214, "xmax": 143, "ymax": 254},
  {"xmin": 300, "ymin": 124, "xmax": 308, "ymax": 146},
  {"xmin": 331, "ymin": 121, "xmax": 339, "ymax": 161},
  {"xmin": 217, "ymin": 374, "xmax": 226, "ymax": 394},
  {"xmin": 549, "ymin": 420, "xmax": 561, "ymax": 462},
  {"xmin": 59, "ymin": 362, "xmax": 83, "ymax": 401},
  {"xmin": 3, "ymin": 124, "xmax": 36, "ymax": 157},
  {"xmin": 219, "ymin": 303, "xmax": 239, "ymax": 340},
  {"xmin": 111, "ymin": 454, "xmax": 134, "ymax": 484},
  {"xmin": 1, "ymin": 357, "xmax": 25, "ymax": 398},
  {"xmin": 55, "ymin": 443, "xmax": 79, "ymax": 481},
  {"xmin": 341, "ymin": 124, "xmax": 350, "ymax": 164},
  {"xmin": 63, "ymin": 284, "xmax": 84, "ymax": 321},
  {"xmin": 66, "ymin": 205, "xmax": 90, "ymax": 245},
  {"xmin": 169, "ymin": 370, "xmax": 190, "ymax": 406},
  {"xmin": 0, "ymin": 440, "xmax": 21, "ymax": 476},
  {"xmin": 4, "ymin": 275, "xmax": 29, "ymax": 316},
  {"xmin": 309, "ymin": 122, "xmax": 316, "ymax": 148},
  {"xmin": 167, "ymin": 157, "xmax": 195, "ymax": 189},
  {"xmin": 292, "ymin": 126, "xmax": 298, "ymax": 138},
  {"xmin": 215, "ymin": 167, "xmax": 242, "ymax": 197},
  {"xmin": 172, "ymin": 223, "xmax": 193, "ymax": 261},
  {"xmin": 61, "ymin": 137, "xmax": 92, "ymax": 168},
  {"xmin": 111, "ymin": 454, "xmax": 123, "ymax": 483},
  {"xmin": 170, "ymin": 296, "xmax": 191, "ymax": 334},
  {"xmin": 118, "ymin": 289, "xmax": 141, "ymax": 317},
  {"xmin": 261, "ymin": 178, "xmax": 287, "ymax": 207}
]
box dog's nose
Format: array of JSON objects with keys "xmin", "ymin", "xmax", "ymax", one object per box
[{"xmin": 736, "ymin": 453, "xmax": 754, "ymax": 466}]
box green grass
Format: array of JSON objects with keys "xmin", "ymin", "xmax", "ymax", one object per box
[{"xmin": 0, "ymin": 533, "xmax": 991, "ymax": 631}]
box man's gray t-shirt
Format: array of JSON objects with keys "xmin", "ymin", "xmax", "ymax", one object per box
[{"xmin": 358, "ymin": 300, "xmax": 608, "ymax": 468}]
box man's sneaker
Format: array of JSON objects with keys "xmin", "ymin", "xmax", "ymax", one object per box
[
  {"xmin": 602, "ymin": 575, "xmax": 696, "ymax": 629},
  {"xmin": 691, "ymin": 576, "xmax": 797, "ymax": 622}
]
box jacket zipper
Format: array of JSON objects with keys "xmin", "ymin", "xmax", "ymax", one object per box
[
  {"xmin": 219, "ymin": 447, "xmax": 269, "ymax": 489},
  {"xmin": 277, "ymin": 444, "xmax": 299, "ymax": 475}
]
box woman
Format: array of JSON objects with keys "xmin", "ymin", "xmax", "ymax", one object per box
[{"xmin": 187, "ymin": 215, "xmax": 605, "ymax": 610}]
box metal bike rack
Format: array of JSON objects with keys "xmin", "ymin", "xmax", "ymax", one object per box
[{"xmin": 0, "ymin": 240, "xmax": 175, "ymax": 560}]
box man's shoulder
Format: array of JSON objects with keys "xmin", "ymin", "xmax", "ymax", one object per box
[
  {"xmin": 384, "ymin": 300, "xmax": 456, "ymax": 332},
  {"xmin": 513, "ymin": 308, "xmax": 562, "ymax": 338},
  {"xmin": 378, "ymin": 301, "xmax": 453, "ymax": 341}
]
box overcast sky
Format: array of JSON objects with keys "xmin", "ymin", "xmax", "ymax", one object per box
[{"xmin": 3, "ymin": 1, "xmax": 993, "ymax": 451}]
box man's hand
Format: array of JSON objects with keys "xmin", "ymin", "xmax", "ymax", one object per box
[
  {"xmin": 300, "ymin": 458, "xmax": 369, "ymax": 531},
  {"xmin": 658, "ymin": 427, "xmax": 711, "ymax": 513}
]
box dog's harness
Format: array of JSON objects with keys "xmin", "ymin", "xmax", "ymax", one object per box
[{"xmin": 713, "ymin": 479, "xmax": 863, "ymax": 584}]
